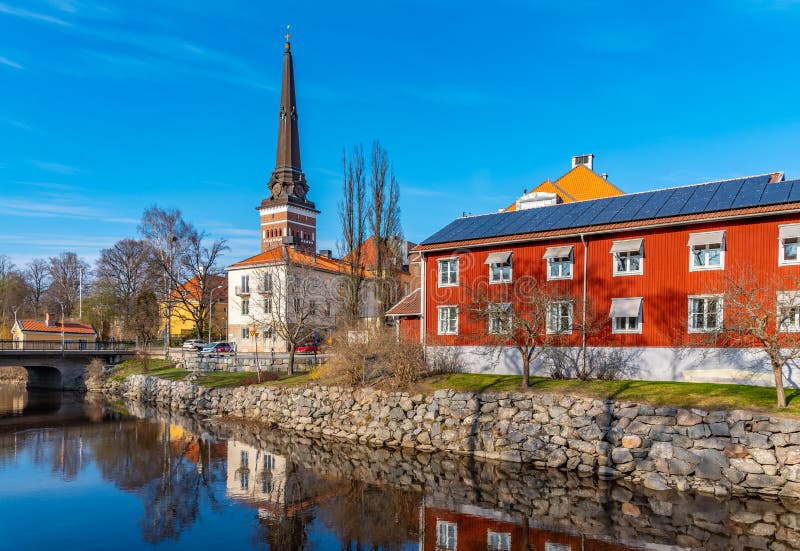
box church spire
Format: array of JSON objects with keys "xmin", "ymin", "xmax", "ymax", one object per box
[{"xmin": 267, "ymin": 25, "xmax": 309, "ymax": 204}]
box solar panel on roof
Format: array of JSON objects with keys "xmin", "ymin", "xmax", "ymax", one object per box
[
  {"xmin": 730, "ymin": 181, "xmax": 767, "ymax": 209},
  {"xmin": 704, "ymin": 179, "xmax": 745, "ymax": 212},
  {"xmin": 759, "ymin": 181, "xmax": 792, "ymax": 205},
  {"xmin": 654, "ymin": 186, "xmax": 698, "ymax": 217},
  {"xmin": 789, "ymin": 181, "xmax": 800, "ymax": 203},
  {"xmin": 419, "ymin": 175, "xmax": 797, "ymax": 246}
]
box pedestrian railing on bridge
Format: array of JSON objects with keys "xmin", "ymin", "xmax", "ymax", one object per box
[
  {"xmin": 169, "ymin": 349, "xmax": 326, "ymax": 373},
  {"xmin": 0, "ymin": 340, "xmax": 138, "ymax": 352}
]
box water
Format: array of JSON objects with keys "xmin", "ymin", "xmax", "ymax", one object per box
[{"xmin": 1, "ymin": 386, "xmax": 799, "ymax": 551}]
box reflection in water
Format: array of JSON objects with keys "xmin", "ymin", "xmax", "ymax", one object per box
[
  {"xmin": 0, "ymin": 385, "xmax": 63, "ymax": 417},
  {"xmin": 1, "ymin": 388, "xmax": 799, "ymax": 550}
]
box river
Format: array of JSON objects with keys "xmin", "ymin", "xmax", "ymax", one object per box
[{"xmin": 1, "ymin": 385, "xmax": 799, "ymax": 550}]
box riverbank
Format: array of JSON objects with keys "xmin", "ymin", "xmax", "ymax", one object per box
[{"xmin": 105, "ymin": 373, "xmax": 800, "ymax": 500}]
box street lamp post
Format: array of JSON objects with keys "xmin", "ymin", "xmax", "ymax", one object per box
[
  {"xmin": 59, "ymin": 302, "xmax": 65, "ymax": 352},
  {"xmin": 208, "ymin": 284, "xmax": 223, "ymax": 343}
]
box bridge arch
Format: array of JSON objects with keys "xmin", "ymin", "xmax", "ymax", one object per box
[{"xmin": 23, "ymin": 365, "xmax": 63, "ymax": 390}]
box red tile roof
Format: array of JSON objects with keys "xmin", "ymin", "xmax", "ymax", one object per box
[
  {"xmin": 386, "ymin": 288, "xmax": 421, "ymax": 317},
  {"xmin": 18, "ymin": 319, "xmax": 96, "ymax": 335},
  {"xmin": 171, "ymin": 274, "xmax": 227, "ymax": 302}
]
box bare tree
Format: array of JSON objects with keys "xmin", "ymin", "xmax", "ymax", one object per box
[
  {"xmin": 171, "ymin": 232, "xmax": 228, "ymax": 338},
  {"xmin": 337, "ymin": 145, "xmax": 368, "ymax": 326},
  {"xmin": 696, "ymin": 267, "xmax": 800, "ymax": 408},
  {"xmin": 138, "ymin": 207, "xmax": 197, "ymax": 343},
  {"xmin": 45, "ymin": 252, "xmax": 90, "ymax": 317},
  {"xmin": 128, "ymin": 290, "xmax": 161, "ymax": 345},
  {"xmin": 470, "ymin": 276, "xmax": 575, "ymax": 388},
  {"xmin": 95, "ymin": 238, "xmax": 159, "ymax": 337},
  {"xmin": 0, "ymin": 256, "xmax": 31, "ymax": 338},
  {"xmin": 368, "ymin": 141, "xmax": 403, "ymax": 324},
  {"xmin": 23, "ymin": 258, "xmax": 50, "ymax": 316}
]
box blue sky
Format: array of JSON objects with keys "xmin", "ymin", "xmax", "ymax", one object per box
[{"xmin": 2, "ymin": 1, "xmax": 800, "ymax": 269}]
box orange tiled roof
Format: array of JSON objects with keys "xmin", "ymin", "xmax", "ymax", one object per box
[
  {"xmin": 506, "ymin": 165, "xmax": 623, "ymax": 211},
  {"xmin": 342, "ymin": 236, "xmax": 417, "ymax": 270},
  {"xmin": 386, "ymin": 288, "xmax": 421, "ymax": 317},
  {"xmin": 172, "ymin": 274, "xmax": 227, "ymax": 302},
  {"xmin": 228, "ymin": 246, "xmax": 372, "ymax": 277},
  {"xmin": 18, "ymin": 319, "xmax": 96, "ymax": 335}
]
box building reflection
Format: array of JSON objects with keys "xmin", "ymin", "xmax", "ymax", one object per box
[{"xmin": 423, "ymin": 501, "xmax": 644, "ymax": 551}]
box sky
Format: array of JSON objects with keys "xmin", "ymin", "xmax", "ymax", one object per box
[{"xmin": 2, "ymin": 0, "xmax": 800, "ymax": 271}]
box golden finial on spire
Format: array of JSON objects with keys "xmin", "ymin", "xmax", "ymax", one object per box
[{"xmin": 284, "ymin": 24, "xmax": 291, "ymax": 52}]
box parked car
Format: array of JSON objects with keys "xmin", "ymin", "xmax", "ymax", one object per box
[
  {"xmin": 295, "ymin": 341, "xmax": 320, "ymax": 354},
  {"xmin": 200, "ymin": 342, "xmax": 236, "ymax": 355},
  {"xmin": 182, "ymin": 339, "xmax": 205, "ymax": 351}
]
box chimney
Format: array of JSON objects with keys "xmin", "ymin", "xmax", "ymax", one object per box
[
  {"xmin": 45, "ymin": 312, "xmax": 57, "ymax": 327},
  {"xmin": 601, "ymin": 173, "xmax": 609, "ymax": 180},
  {"xmin": 571, "ymin": 154, "xmax": 594, "ymax": 171},
  {"xmin": 319, "ymin": 249, "xmax": 333, "ymax": 258}
]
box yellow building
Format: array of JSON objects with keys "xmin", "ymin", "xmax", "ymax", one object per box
[
  {"xmin": 161, "ymin": 275, "xmax": 228, "ymax": 341},
  {"xmin": 12, "ymin": 313, "xmax": 97, "ymax": 349}
]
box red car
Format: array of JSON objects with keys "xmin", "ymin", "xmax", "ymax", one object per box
[{"xmin": 295, "ymin": 341, "xmax": 320, "ymax": 354}]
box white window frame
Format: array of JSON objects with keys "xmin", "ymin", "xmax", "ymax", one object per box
[
  {"xmin": 547, "ymin": 254, "xmax": 573, "ymax": 281},
  {"xmin": 487, "ymin": 530, "xmax": 512, "ymax": 551},
  {"xmin": 547, "ymin": 301, "xmax": 573, "ymax": 334},
  {"xmin": 688, "ymin": 295, "xmax": 723, "ymax": 333},
  {"xmin": 241, "ymin": 274, "xmax": 250, "ymax": 293},
  {"xmin": 613, "ymin": 250, "xmax": 643, "ymax": 276},
  {"xmin": 488, "ymin": 256, "xmax": 512, "ymax": 284},
  {"xmin": 488, "ymin": 303, "xmax": 512, "ymax": 335},
  {"xmin": 438, "ymin": 257, "xmax": 459, "ymax": 287},
  {"xmin": 240, "ymin": 327, "xmax": 250, "ymax": 340},
  {"xmin": 544, "ymin": 543, "xmax": 572, "ymax": 551},
  {"xmin": 779, "ymin": 233, "xmax": 800, "ymax": 266},
  {"xmin": 436, "ymin": 520, "xmax": 457, "ymax": 551},
  {"xmin": 241, "ymin": 299, "xmax": 249, "ymax": 316},
  {"xmin": 690, "ymin": 243, "xmax": 724, "ymax": 271},
  {"xmin": 612, "ymin": 314, "xmax": 642, "ymax": 334},
  {"xmin": 437, "ymin": 305, "xmax": 459, "ymax": 335},
  {"xmin": 778, "ymin": 291, "xmax": 800, "ymax": 332}
]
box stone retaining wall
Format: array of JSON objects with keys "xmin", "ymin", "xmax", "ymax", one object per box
[{"xmin": 117, "ymin": 374, "xmax": 800, "ymax": 499}]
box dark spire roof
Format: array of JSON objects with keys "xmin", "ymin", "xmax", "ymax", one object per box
[{"xmin": 261, "ymin": 29, "xmax": 316, "ymax": 211}]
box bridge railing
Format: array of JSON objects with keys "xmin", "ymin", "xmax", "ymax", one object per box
[{"xmin": 0, "ymin": 340, "xmax": 138, "ymax": 352}]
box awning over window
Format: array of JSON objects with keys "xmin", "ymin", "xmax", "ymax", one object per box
[
  {"xmin": 687, "ymin": 230, "xmax": 726, "ymax": 248},
  {"xmin": 484, "ymin": 251, "xmax": 512, "ymax": 265},
  {"xmin": 609, "ymin": 297, "xmax": 642, "ymax": 318},
  {"xmin": 610, "ymin": 238, "xmax": 643, "ymax": 254},
  {"xmin": 779, "ymin": 224, "xmax": 800, "ymax": 241},
  {"xmin": 778, "ymin": 291, "xmax": 800, "ymax": 305},
  {"xmin": 490, "ymin": 302, "xmax": 512, "ymax": 312},
  {"xmin": 542, "ymin": 245, "xmax": 574, "ymax": 259}
]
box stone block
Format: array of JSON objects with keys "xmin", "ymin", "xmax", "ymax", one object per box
[
  {"xmin": 649, "ymin": 441, "xmax": 674, "ymax": 460},
  {"xmin": 724, "ymin": 442, "xmax": 748, "ymax": 458},
  {"xmin": 743, "ymin": 474, "xmax": 784, "ymax": 489},
  {"xmin": 687, "ymin": 424, "xmax": 711, "ymax": 440},
  {"xmin": 546, "ymin": 449, "xmax": 568, "ymax": 468},
  {"xmin": 730, "ymin": 458, "xmax": 765, "ymax": 474},
  {"xmin": 776, "ymin": 446, "xmax": 800, "ymax": 465},
  {"xmin": 641, "ymin": 472, "xmax": 669, "ymax": 491},
  {"xmin": 611, "ymin": 447, "xmax": 634, "ymax": 464},
  {"xmin": 676, "ymin": 409, "xmax": 703, "ymax": 426},
  {"xmin": 621, "ymin": 435, "xmax": 642, "ymax": 449},
  {"xmin": 668, "ymin": 458, "xmax": 694, "ymax": 476},
  {"xmin": 750, "ymin": 448, "xmax": 777, "ymax": 465},
  {"xmin": 709, "ymin": 422, "xmax": 730, "ymax": 437}
]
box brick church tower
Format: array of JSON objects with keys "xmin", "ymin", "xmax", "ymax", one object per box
[{"xmin": 258, "ymin": 31, "xmax": 318, "ymax": 253}]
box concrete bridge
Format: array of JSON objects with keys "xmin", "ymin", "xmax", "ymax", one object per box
[{"xmin": 0, "ymin": 341, "xmax": 139, "ymax": 390}]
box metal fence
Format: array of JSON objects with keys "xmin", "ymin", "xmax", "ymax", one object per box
[
  {"xmin": 0, "ymin": 340, "xmax": 137, "ymax": 352},
  {"xmin": 168, "ymin": 349, "xmax": 326, "ymax": 372}
]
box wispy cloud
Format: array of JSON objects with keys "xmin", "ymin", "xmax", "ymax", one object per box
[
  {"xmin": 0, "ymin": 55, "xmax": 23, "ymax": 69},
  {"xmin": 31, "ymin": 160, "xmax": 80, "ymax": 175},
  {"xmin": 0, "ymin": 2, "xmax": 71, "ymax": 26},
  {"xmin": 0, "ymin": 197, "xmax": 137, "ymax": 225},
  {"xmin": 17, "ymin": 180, "xmax": 79, "ymax": 191},
  {"xmin": 7, "ymin": 120, "xmax": 38, "ymax": 132}
]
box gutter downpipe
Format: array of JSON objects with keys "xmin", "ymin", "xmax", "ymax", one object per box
[
  {"xmin": 580, "ymin": 234, "xmax": 588, "ymax": 376},
  {"xmin": 420, "ymin": 252, "xmax": 426, "ymax": 355}
]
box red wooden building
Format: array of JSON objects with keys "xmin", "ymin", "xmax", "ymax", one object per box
[{"xmin": 393, "ymin": 172, "xmax": 800, "ymax": 385}]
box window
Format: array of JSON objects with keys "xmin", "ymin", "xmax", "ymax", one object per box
[
  {"xmin": 486, "ymin": 251, "xmax": 512, "ymax": 283},
  {"xmin": 544, "ymin": 544, "xmax": 571, "ymax": 551},
  {"xmin": 438, "ymin": 306, "xmax": 458, "ymax": 335},
  {"xmin": 688, "ymin": 295, "xmax": 723, "ymax": 332},
  {"xmin": 293, "ymin": 297, "xmax": 302, "ymax": 311},
  {"xmin": 778, "ymin": 291, "xmax": 800, "ymax": 332},
  {"xmin": 241, "ymin": 299, "xmax": 249, "ymax": 315},
  {"xmin": 543, "ymin": 246, "xmax": 573, "ymax": 280},
  {"xmin": 262, "ymin": 273, "xmax": 273, "ymax": 292},
  {"xmin": 435, "ymin": 521, "xmax": 457, "ymax": 551},
  {"xmin": 687, "ymin": 231, "xmax": 725, "ymax": 271},
  {"xmin": 488, "ymin": 303, "xmax": 512, "ymax": 334},
  {"xmin": 610, "ymin": 297, "xmax": 643, "ymax": 334},
  {"xmin": 239, "ymin": 470, "xmax": 249, "ymax": 490},
  {"xmin": 779, "ymin": 224, "xmax": 800, "ymax": 265},
  {"xmin": 241, "ymin": 327, "xmax": 250, "ymax": 339},
  {"xmin": 309, "ymin": 300, "xmax": 317, "ymax": 315},
  {"xmin": 263, "ymin": 453, "xmax": 275, "ymax": 471},
  {"xmin": 263, "ymin": 327, "xmax": 273, "ymax": 340},
  {"xmin": 438, "ymin": 258, "xmax": 459, "ymax": 287},
  {"xmin": 547, "ymin": 301, "xmax": 573, "ymax": 334},
  {"xmin": 263, "ymin": 298, "xmax": 272, "ymax": 314},
  {"xmin": 610, "ymin": 238, "xmax": 643, "ymax": 275},
  {"xmin": 241, "ymin": 274, "xmax": 250, "ymax": 293},
  {"xmin": 487, "ymin": 531, "xmax": 511, "ymax": 551}
]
